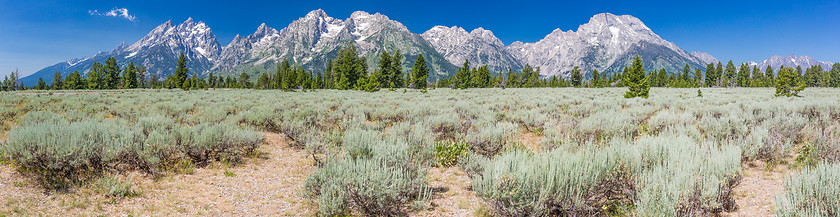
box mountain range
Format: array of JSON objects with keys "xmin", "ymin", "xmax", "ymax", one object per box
[{"xmin": 20, "ymin": 10, "xmax": 835, "ymax": 86}]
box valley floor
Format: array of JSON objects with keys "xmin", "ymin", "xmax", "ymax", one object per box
[{"xmin": 0, "ymin": 130, "xmax": 790, "ymax": 216}]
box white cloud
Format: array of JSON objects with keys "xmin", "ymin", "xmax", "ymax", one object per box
[{"xmin": 89, "ymin": 8, "xmax": 136, "ymax": 21}]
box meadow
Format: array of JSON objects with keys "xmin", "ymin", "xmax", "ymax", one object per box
[{"xmin": 0, "ymin": 88, "xmax": 838, "ymax": 216}]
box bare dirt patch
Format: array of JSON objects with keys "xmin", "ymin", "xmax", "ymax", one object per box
[
  {"xmin": 519, "ymin": 129, "xmax": 543, "ymax": 153},
  {"xmin": 0, "ymin": 132, "xmax": 316, "ymax": 216},
  {"xmin": 417, "ymin": 166, "xmax": 485, "ymax": 216},
  {"xmin": 723, "ymin": 161, "xmax": 789, "ymax": 217}
]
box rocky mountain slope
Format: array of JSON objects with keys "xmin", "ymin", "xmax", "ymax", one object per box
[
  {"xmin": 216, "ymin": 9, "xmax": 456, "ymax": 80},
  {"xmin": 755, "ymin": 55, "xmax": 833, "ymax": 71},
  {"xmin": 421, "ymin": 26, "xmax": 524, "ymax": 73},
  {"xmin": 505, "ymin": 13, "xmax": 705, "ymax": 78},
  {"xmin": 22, "ymin": 18, "xmax": 221, "ymax": 85}
]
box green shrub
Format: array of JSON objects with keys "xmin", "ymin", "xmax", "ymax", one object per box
[
  {"xmin": 776, "ymin": 162, "xmax": 840, "ymax": 216},
  {"xmin": 434, "ymin": 141, "xmax": 469, "ymax": 167}
]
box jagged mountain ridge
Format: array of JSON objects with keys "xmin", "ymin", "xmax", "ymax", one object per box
[
  {"xmin": 22, "ymin": 18, "xmax": 222, "ymax": 85},
  {"xmin": 421, "ymin": 26, "xmax": 524, "ymax": 73},
  {"xmin": 23, "ymin": 10, "xmax": 835, "ymax": 85},
  {"xmin": 755, "ymin": 55, "xmax": 833, "ymax": 71},
  {"xmin": 216, "ymin": 10, "xmax": 456, "ymax": 80},
  {"xmin": 503, "ymin": 13, "xmax": 706, "ymax": 78}
]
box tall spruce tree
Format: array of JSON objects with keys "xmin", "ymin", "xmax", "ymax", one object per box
[
  {"xmin": 694, "ymin": 68, "xmax": 703, "ymax": 86},
  {"xmin": 454, "ymin": 60, "xmax": 471, "ymax": 89},
  {"xmin": 705, "ymin": 63, "xmax": 716, "ymax": 87},
  {"xmin": 724, "ymin": 60, "xmax": 736, "ymax": 87},
  {"xmin": 52, "ymin": 71, "xmax": 63, "ymax": 90},
  {"xmin": 377, "ymin": 50, "xmax": 392, "ymax": 87},
  {"xmin": 570, "ymin": 66, "xmax": 582, "ymax": 87},
  {"xmin": 624, "ymin": 56, "xmax": 649, "ymax": 98},
  {"xmin": 175, "ymin": 53, "xmax": 188, "ymax": 89},
  {"xmin": 332, "ymin": 43, "xmax": 366, "ymax": 90},
  {"xmin": 830, "ymin": 63, "xmax": 840, "ymax": 87},
  {"xmin": 104, "ymin": 57, "xmax": 121, "ymax": 89},
  {"xmin": 88, "ymin": 62, "xmax": 104, "ymax": 89},
  {"xmin": 736, "ymin": 63, "xmax": 750, "ymax": 87},
  {"xmin": 391, "ymin": 50, "xmax": 403, "ymax": 88},
  {"xmin": 123, "ymin": 62, "xmax": 138, "ymax": 89}
]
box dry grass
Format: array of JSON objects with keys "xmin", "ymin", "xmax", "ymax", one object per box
[
  {"xmin": 0, "ymin": 132, "xmax": 316, "ymax": 216},
  {"xmin": 722, "ymin": 160, "xmax": 790, "ymax": 217}
]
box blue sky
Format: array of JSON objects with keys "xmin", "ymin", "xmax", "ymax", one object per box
[{"xmin": 2, "ymin": 0, "xmax": 839, "ymax": 77}]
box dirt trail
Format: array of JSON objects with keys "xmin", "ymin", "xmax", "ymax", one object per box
[
  {"xmin": 0, "ymin": 132, "xmax": 315, "ymax": 216},
  {"xmin": 723, "ymin": 161, "xmax": 789, "ymax": 217},
  {"xmin": 417, "ymin": 167, "xmax": 485, "ymax": 216}
]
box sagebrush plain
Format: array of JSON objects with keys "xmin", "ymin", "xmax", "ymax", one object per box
[{"xmin": 1, "ymin": 88, "xmax": 838, "ymax": 216}]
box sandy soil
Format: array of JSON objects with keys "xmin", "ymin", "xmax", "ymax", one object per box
[
  {"xmin": 0, "ymin": 132, "xmax": 316, "ymax": 216},
  {"xmin": 723, "ymin": 161, "xmax": 789, "ymax": 217},
  {"xmin": 416, "ymin": 167, "xmax": 486, "ymax": 216},
  {"xmin": 519, "ymin": 129, "xmax": 544, "ymax": 153}
]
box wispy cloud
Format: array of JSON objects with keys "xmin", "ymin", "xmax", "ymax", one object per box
[{"xmin": 89, "ymin": 8, "xmax": 136, "ymax": 21}]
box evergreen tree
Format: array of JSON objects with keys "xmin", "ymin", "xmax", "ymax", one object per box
[
  {"xmin": 377, "ymin": 50, "xmax": 392, "ymax": 87},
  {"xmin": 175, "ymin": 52, "xmax": 188, "ymax": 89},
  {"xmin": 150, "ymin": 73, "xmax": 159, "ymax": 89},
  {"xmin": 64, "ymin": 71, "xmax": 82, "ymax": 90},
  {"xmin": 474, "ymin": 65, "xmax": 491, "ymax": 88},
  {"xmin": 704, "ymin": 63, "xmax": 716, "ymax": 87},
  {"xmin": 410, "ymin": 54, "xmax": 429, "ymax": 89},
  {"xmin": 570, "ymin": 66, "xmax": 582, "ymax": 87},
  {"xmin": 694, "ymin": 68, "xmax": 703, "ymax": 86},
  {"xmin": 104, "ymin": 57, "xmax": 121, "ymax": 89},
  {"xmin": 88, "ymin": 62, "xmax": 105, "ymax": 89},
  {"xmin": 123, "ymin": 62, "xmax": 138, "ymax": 89},
  {"xmin": 52, "ymin": 71, "xmax": 63, "ymax": 90},
  {"xmin": 591, "ymin": 69, "xmax": 600, "ymax": 87},
  {"xmin": 775, "ymin": 66, "xmax": 806, "ymax": 97},
  {"xmin": 454, "ymin": 60, "xmax": 471, "ymax": 89},
  {"xmin": 36, "ymin": 77, "xmax": 46, "ymax": 90},
  {"xmin": 332, "ymin": 43, "xmax": 366, "ymax": 90},
  {"xmin": 506, "ymin": 69, "xmax": 519, "ymax": 88},
  {"xmin": 716, "ymin": 62, "xmax": 724, "ymax": 86},
  {"xmin": 239, "ymin": 72, "xmax": 251, "ymax": 89},
  {"xmin": 657, "ymin": 69, "xmax": 668, "ymax": 87},
  {"xmin": 723, "ymin": 61, "xmax": 737, "ymax": 87},
  {"xmin": 256, "ymin": 72, "xmax": 270, "ymax": 89},
  {"xmin": 736, "ymin": 63, "xmax": 750, "ymax": 87},
  {"xmin": 751, "ymin": 66, "xmax": 764, "ymax": 87},
  {"xmin": 137, "ymin": 66, "xmax": 147, "ymax": 88},
  {"xmin": 181, "ymin": 78, "xmax": 191, "ymax": 91},
  {"xmin": 390, "ymin": 50, "xmax": 403, "ymax": 88},
  {"xmin": 830, "ymin": 63, "xmax": 840, "ymax": 88},
  {"xmin": 804, "ymin": 65, "xmax": 824, "ymax": 87},
  {"xmin": 624, "ymin": 56, "xmax": 649, "ymax": 98},
  {"xmin": 765, "ymin": 66, "xmax": 775, "ymax": 84}
]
